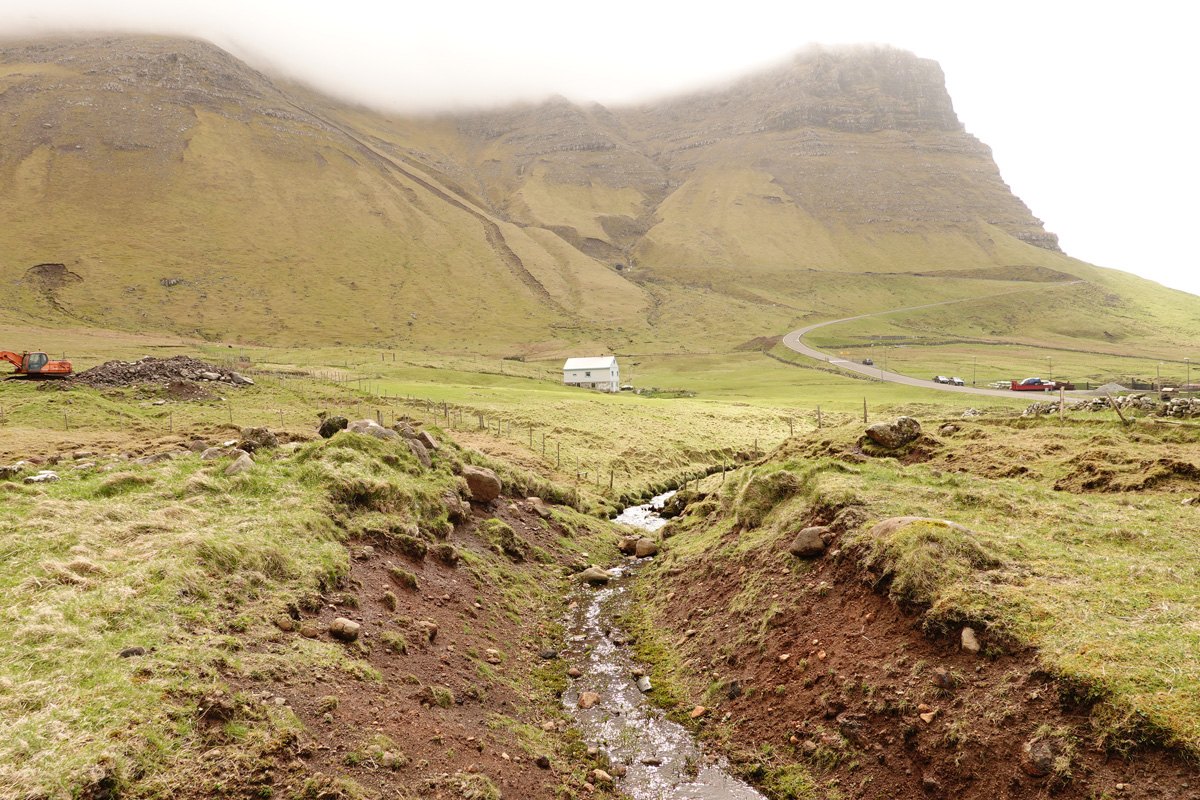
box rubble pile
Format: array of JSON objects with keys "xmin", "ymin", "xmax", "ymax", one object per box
[
  {"xmin": 1023, "ymin": 393, "xmax": 1200, "ymax": 419},
  {"xmin": 73, "ymin": 356, "xmax": 254, "ymax": 389}
]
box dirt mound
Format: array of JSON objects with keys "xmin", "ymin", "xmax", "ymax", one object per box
[
  {"xmin": 73, "ymin": 355, "xmax": 248, "ymax": 389},
  {"xmin": 1055, "ymin": 455, "xmax": 1200, "ymax": 493}
]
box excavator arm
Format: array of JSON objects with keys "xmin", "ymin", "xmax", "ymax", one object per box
[{"xmin": 0, "ymin": 350, "xmax": 72, "ymax": 376}]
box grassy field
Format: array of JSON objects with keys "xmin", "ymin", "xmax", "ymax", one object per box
[
  {"xmin": 1, "ymin": 331, "xmax": 1047, "ymax": 503},
  {"xmin": 639, "ymin": 415, "xmax": 1200, "ymax": 757}
]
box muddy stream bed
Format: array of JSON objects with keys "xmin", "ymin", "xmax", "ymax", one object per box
[{"xmin": 556, "ymin": 494, "xmax": 765, "ymax": 799}]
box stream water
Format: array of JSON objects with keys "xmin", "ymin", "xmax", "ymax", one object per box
[{"xmin": 557, "ymin": 496, "xmax": 766, "ymax": 799}]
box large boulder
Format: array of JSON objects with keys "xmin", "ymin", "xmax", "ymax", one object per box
[
  {"xmin": 442, "ymin": 493, "xmax": 469, "ymax": 523},
  {"xmin": 417, "ymin": 430, "xmax": 440, "ymax": 451},
  {"xmin": 634, "ymin": 538, "xmax": 660, "ymax": 558},
  {"xmin": 463, "ymin": 466, "xmax": 502, "ymax": 502},
  {"xmin": 787, "ymin": 526, "xmax": 828, "ymax": 558},
  {"xmin": 865, "ymin": 416, "xmax": 922, "ymax": 449},
  {"xmin": 224, "ymin": 452, "xmax": 255, "ymax": 476},
  {"xmin": 329, "ymin": 618, "xmax": 361, "ymax": 643},
  {"xmin": 407, "ymin": 438, "xmax": 432, "ymax": 469},
  {"xmin": 238, "ymin": 427, "xmax": 279, "ymax": 452},
  {"xmin": 617, "ymin": 536, "xmax": 642, "ymax": 555},
  {"xmin": 577, "ymin": 566, "xmax": 613, "ymax": 585},
  {"xmin": 318, "ymin": 415, "xmax": 348, "ymax": 438},
  {"xmin": 348, "ymin": 419, "xmax": 398, "ymax": 440}
]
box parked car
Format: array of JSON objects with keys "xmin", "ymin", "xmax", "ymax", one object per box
[
  {"xmin": 949, "ymin": 377, "xmax": 965, "ymax": 386},
  {"xmin": 862, "ymin": 358, "xmax": 873, "ymax": 365},
  {"xmin": 1011, "ymin": 377, "xmax": 1076, "ymax": 391},
  {"xmin": 933, "ymin": 375, "xmax": 950, "ymax": 384}
]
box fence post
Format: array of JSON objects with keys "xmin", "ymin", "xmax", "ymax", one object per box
[
  {"xmin": 863, "ymin": 398, "xmax": 867, "ymax": 423},
  {"xmin": 817, "ymin": 405, "xmax": 822, "ymax": 429},
  {"xmin": 557, "ymin": 442, "xmax": 561, "ymax": 469},
  {"xmin": 789, "ymin": 417, "xmax": 794, "ymax": 436}
]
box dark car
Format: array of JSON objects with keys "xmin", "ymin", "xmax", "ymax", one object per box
[
  {"xmin": 862, "ymin": 358, "xmax": 874, "ymax": 365},
  {"xmin": 933, "ymin": 375, "xmax": 950, "ymax": 384}
]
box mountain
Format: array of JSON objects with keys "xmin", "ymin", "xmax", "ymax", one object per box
[{"xmin": 0, "ymin": 35, "xmax": 1195, "ymax": 355}]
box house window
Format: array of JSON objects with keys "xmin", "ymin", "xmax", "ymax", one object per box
[{"xmin": 585, "ymin": 371, "xmax": 591, "ymax": 377}]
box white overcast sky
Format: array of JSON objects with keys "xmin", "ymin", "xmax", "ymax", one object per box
[{"xmin": 4, "ymin": 0, "xmax": 1198, "ymax": 298}]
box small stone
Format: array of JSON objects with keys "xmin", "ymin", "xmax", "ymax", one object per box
[
  {"xmin": 631, "ymin": 667, "xmax": 644, "ymax": 677},
  {"xmin": 689, "ymin": 705, "xmax": 707, "ymax": 718},
  {"xmin": 578, "ymin": 692, "xmax": 601, "ymax": 709},
  {"xmin": 961, "ymin": 626, "xmax": 981, "ymax": 654},
  {"xmin": 1022, "ymin": 738, "xmax": 1060, "ymax": 777},
  {"xmin": 611, "ymin": 765, "xmax": 627, "ymax": 777},
  {"xmin": 118, "ymin": 646, "xmax": 146, "ymax": 658},
  {"xmin": 817, "ymin": 650, "xmax": 827, "ymax": 661},
  {"xmin": 778, "ymin": 653, "xmax": 790, "ymax": 662},
  {"xmin": 590, "ymin": 769, "xmax": 612, "ymax": 784},
  {"xmin": 919, "ymin": 709, "xmax": 938, "ymax": 724},
  {"xmin": 640, "ymin": 757, "xmax": 662, "ymax": 766},
  {"xmin": 636, "ymin": 676, "xmax": 652, "ymax": 693},
  {"xmin": 485, "ymin": 648, "xmax": 503, "ymax": 664},
  {"xmin": 541, "ymin": 721, "xmax": 555, "ymax": 732},
  {"xmin": 300, "ymin": 624, "xmax": 320, "ymax": 638},
  {"xmin": 539, "ymin": 649, "xmax": 559, "ymax": 660},
  {"xmin": 276, "ymin": 617, "xmax": 294, "ymax": 632},
  {"xmin": 568, "ymin": 667, "xmax": 582, "ymax": 678},
  {"xmin": 535, "ymin": 754, "xmax": 550, "ymax": 769}
]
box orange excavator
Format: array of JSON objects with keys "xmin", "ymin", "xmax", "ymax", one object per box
[{"xmin": 1, "ymin": 350, "xmax": 72, "ymax": 377}]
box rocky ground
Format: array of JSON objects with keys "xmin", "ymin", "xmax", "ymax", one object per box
[{"xmin": 186, "ymin": 495, "xmax": 592, "ymax": 800}]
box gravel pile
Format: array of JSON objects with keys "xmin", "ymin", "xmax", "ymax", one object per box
[{"xmin": 73, "ymin": 356, "xmax": 254, "ymax": 388}]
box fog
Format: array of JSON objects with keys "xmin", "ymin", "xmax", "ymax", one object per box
[{"xmin": 2, "ymin": 0, "xmax": 1197, "ymax": 298}]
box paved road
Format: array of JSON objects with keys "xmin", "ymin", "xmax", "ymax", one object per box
[{"xmin": 780, "ymin": 283, "xmax": 1086, "ymax": 399}]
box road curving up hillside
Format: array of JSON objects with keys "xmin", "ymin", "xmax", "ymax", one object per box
[{"xmin": 781, "ymin": 281, "xmax": 1087, "ymax": 398}]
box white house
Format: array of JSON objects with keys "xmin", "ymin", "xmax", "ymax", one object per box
[{"xmin": 562, "ymin": 356, "xmax": 620, "ymax": 393}]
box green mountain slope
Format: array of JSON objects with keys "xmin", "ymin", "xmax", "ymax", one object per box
[{"xmin": 0, "ymin": 35, "xmax": 1195, "ymax": 356}]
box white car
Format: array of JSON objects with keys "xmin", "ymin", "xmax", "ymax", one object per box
[{"xmin": 950, "ymin": 377, "xmax": 965, "ymax": 386}]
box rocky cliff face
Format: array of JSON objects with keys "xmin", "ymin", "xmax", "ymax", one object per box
[
  {"xmin": 0, "ymin": 35, "xmax": 1076, "ymax": 349},
  {"xmin": 448, "ymin": 45, "xmax": 1059, "ymax": 263}
]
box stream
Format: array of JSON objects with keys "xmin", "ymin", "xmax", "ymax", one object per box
[{"xmin": 556, "ymin": 495, "xmax": 766, "ymax": 799}]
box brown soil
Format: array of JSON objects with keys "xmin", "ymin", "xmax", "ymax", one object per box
[
  {"xmin": 645, "ymin": 527, "xmax": 1200, "ymax": 799},
  {"xmin": 178, "ymin": 496, "xmax": 606, "ymax": 800}
]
